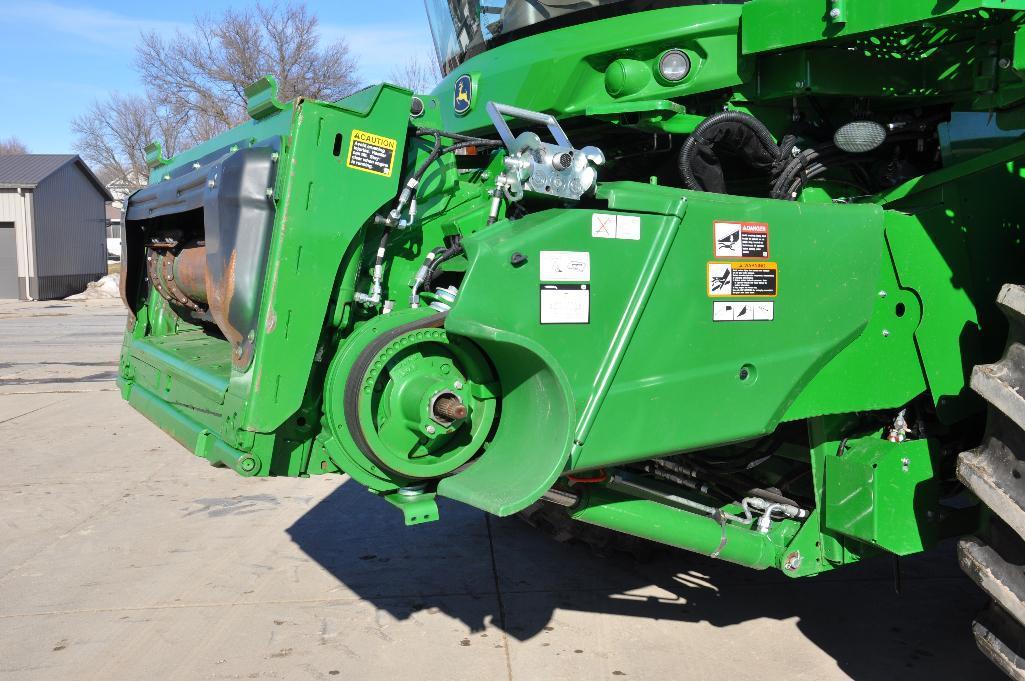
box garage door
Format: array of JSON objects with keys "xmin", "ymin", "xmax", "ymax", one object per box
[{"xmin": 0, "ymin": 222, "xmax": 19, "ymax": 299}]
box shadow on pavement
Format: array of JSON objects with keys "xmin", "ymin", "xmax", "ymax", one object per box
[{"xmin": 288, "ymin": 479, "xmax": 1001, "ymax": 680}]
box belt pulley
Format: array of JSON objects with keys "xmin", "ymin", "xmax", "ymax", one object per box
[{"xmin": 328, "ymin": 309, "xmax": 498, "ymax": 483}]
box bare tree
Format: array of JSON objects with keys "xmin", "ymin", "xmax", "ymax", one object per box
[
  {"xmin": 0, "ymin": 137, "xmax": 28, "ymax": 155},
  {"xmin": 388, "ymin": 54, "xmax": 442, "ymax": 94},
  {"xmin": 135, "ymin": 2, "xmax": 360, "ymax": 138},
  {"xmin": 72, "ymin": 93, "xmax": 186, "ymax": 192},
  {"xmin": 73, "ymin": 2, "xmax": 360, "ymax": 190}
]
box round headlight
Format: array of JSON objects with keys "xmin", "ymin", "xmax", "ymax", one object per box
[
  {"xmin": 833, "ymin": 120, "xmax": 887, "ymax": 153},
  {"xmin": 658, "ymin": 49, "xmax": 691, "ymax": 82}
]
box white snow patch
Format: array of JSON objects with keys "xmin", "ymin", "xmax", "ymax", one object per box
[{"xmin": 66, "ymin": 273, "xmax": 120, "ymax": 300}]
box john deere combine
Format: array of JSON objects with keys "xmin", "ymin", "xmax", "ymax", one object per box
[{"xmin": 119, "ymin": 0, "xmax": 1025, "ymax": 674}]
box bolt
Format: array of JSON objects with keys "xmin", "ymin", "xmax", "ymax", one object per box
[
  {"xmin": 999, "ymin": 57, "xmax": 1012, "ymax": 69},
  {"xmin": 208, "ymin": 179, "xmax": 216, "ymax": 189},
  {"xmin": 878, "ymin": 290, "xmax": 887, "ymax": 298},
  {"xmin": 829, "ymin": 7, "xmax": 841, "ymax": 18},
  {"xmin": 882, "ymin": 329, "xmax": 890, "ymax": 337},
  {"xmin": 271, "ymin": 152, "xmax": 279, "ymax": 162},
  {"xmin": 901, "ymin": 457, "xmax": 910, "ymax": 471},
  {"xmin": 738, "ymin": 367, "xmax": 750, "ymax": 380},
  {"xmin": 192, "ymin": 162, "xmax": 201, "ymax": 169},
  {"xmin": 426, "ymin": 425, "xmax": 437, "ymax": 435},
  {"xmin": 239, "ymin": 457, "xmax": 258, "ymax": 473},
  {"xmin": 265, "ymin": 187, "xmax": 274, "ymax": 198},
  {"xmin": 795, "ymin": 81, "xmax": 806, "ymax": 89},
  {"xmin": 454, "ymin": 381, "xmax": 464, "ymax": 390},
  {"xmin": 784, "ymin": 552, "xmax": 802, "ymax": 571}
]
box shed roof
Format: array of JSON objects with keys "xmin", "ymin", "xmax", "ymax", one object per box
[{"xmin": 0, "ymin": 154, "xmax": 113, "ymax": 200}]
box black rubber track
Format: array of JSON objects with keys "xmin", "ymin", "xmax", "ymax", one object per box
[{"xmin": 959, "ymin": 283, "xmax": 1025, "ymax": 680}]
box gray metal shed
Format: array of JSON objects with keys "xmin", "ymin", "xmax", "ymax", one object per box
[{"xmin": 0, "ymin": 155, "xmax": 112, "ymax": 300}]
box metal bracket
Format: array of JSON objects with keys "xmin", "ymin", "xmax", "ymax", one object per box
[
  {"xmin": 383, "ymin": 489, "xmax": 440, "ymax": 526},
  {"xmin": 485, "ymin": 101, "xmax": 605, "ymax": 201},
  {"xmin": 246, "ymin": 75, "xmax": 288, "ymax": 121}
]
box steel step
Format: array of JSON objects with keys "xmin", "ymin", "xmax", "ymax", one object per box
[{"xmin": 975, "ymin": 602, "xmax": 1025, "ymax": 681}]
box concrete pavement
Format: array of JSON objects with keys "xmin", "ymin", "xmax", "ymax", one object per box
[{"xmin": 0, "ymin": 298, "xmax": 1004, "ymax": 680}]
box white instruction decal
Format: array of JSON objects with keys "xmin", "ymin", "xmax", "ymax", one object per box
[
  {"xmin": 540, "ymin": 250, "xmax": 590, "ymax": 282},
  {"xmin": 714, "ymin": 221, "xmax": 769, "ymax": 258},
  {"xmin": 713, "ymin": 301, "xmax": 774, "ymax": 322},
  {"xmin": 591, "ymin": 213, "xmax": 641, "ymax": 241},
  {"xmin": 541, "ymin": 284, "xmax": 590, "ymax": 324},
  {"xmin": 617, "ymin": 215, "xmax": 641, "ymax": 240}
]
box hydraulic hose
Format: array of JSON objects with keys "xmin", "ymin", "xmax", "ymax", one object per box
[
  {"xmin": 678, "ymin": 110, "xmax": 791, "ymax": 193},
  {"xmin": 359, "ymin": 132, "xmax": 500, "ymax": 306}
]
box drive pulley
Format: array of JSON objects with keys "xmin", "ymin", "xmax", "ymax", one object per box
[{"xmin": 324, "ymin": 310, "xmax": 497, "ymax": 485}]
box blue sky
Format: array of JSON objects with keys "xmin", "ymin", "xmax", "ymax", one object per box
[{"xmin": 0, "ymin": 0, "xmax": 436, "ymax": 153}]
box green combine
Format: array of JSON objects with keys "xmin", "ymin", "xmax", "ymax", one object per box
[{"xmin": 118, "ymin": 1, "xmax": 1025, "ymax": 674}]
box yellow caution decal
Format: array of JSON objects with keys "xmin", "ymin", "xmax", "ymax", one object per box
[{"xmin": 347, "ymin": 129, "xmax": 398, "ymax": 177}]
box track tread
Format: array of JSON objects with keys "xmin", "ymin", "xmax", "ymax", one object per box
[
  {"xmin": 975, "ymin": 603, "xmax": 1025, "ymax": 681},
  {"xmin": 960, "ymin": 535, "xmax": 1025, "ymax": 631},
  {"xmin": 959, "ymin": 445, "xmax": 1025, "ymax": 542},
  {"xmin": 962, "ymin": 282, "xmax": 1025, "ymax": 679}
]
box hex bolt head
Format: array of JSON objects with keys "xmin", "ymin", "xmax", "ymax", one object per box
[
  {"xmin": 208, "ymin": 180, "xmax": 216, "ymax": 189},
  {"xmin": 454, "ymin": 381, "xmax": 464, "ymax": 390},
  {"xmin": 426, "ymin": 425, "xmax": 437, "ymax": 435},
  {"xmin": 784, "ymin": 552, "xmax": 802, "ymax": 571},
  {"xmin": 882, "ymin": 329, "xmax": 891, "ymax": 337},
  {"xmin": 999, "ymin": 57, "xmax": 1012, "ymax": 70},
  {"xmin": 829, "ymin": 7, "xmax": 841, "ymax": 18},
  {"xmin": 878, "ymin": 290, "xmax": 888, "ymax": 298}
]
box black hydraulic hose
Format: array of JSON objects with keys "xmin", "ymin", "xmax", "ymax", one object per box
[
  {"xmin": 404, "ymin": 135, "xmax": 502, "ymax": 208},
  {"xmin": 770, "ymin": 130, "xmax": 927, "ymax": 200},
  {"xmin": 424, "ymin": 237, "xmax": 464, "ymax": 288},
  {"xmin": 678, "ymin": 110, "xmax": 787, "ymax": 192}
]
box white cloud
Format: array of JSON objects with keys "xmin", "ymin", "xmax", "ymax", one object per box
[
  {"xmin": 320, "ymin": 22, "xmax": 436, "ymax": 83},
  {"xmin": 0, "ymin": 1, "xmax": 187, "ymax": 50}
]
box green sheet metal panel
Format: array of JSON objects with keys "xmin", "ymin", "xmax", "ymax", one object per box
[{"xmin": 741, "ymin": 0, "xmax": 1025, "ymax": 55}]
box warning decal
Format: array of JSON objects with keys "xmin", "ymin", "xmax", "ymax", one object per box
[
  {"xmin": 714, "ymin": 221, "xmax": 769, "ymax": 258},
  {"xmin": 707, "ymin": 262, "xmax": 778, "ymax": 297},
  {"xmin": 541, "ymin": 284, "xmax": 590, "ymax": 324},
  {"xmin": 347, "ymin": 130, "xmax": 397, "ymax": 177},
  {"xmin": 713, "ymin": 301, "xmax": 774, "ymax": 322}
]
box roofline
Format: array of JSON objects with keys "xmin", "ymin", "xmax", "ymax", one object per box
[
  {"xmin": 0, "ymin": 155, "xmax": 114, "ymax": 201},
  {"xmin": 70, "ymin": 157, "xmax": 114, "ymax": 201}
]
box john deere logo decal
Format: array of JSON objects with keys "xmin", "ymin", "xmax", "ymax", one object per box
[{"xmin": 454, "ymin": 75, "xmax": 472, "ymax": 115}]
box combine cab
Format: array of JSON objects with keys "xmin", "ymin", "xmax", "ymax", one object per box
[{"xmin": 119, "ymin": 1, "xmax": 1025, "ymax": 675}]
